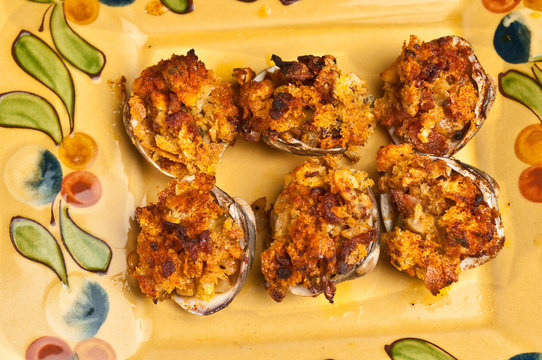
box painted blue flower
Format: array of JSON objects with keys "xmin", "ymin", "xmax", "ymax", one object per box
[
  {"xmin": 494, "ymin": 9, "xmax": 542, "ymax": 64},
  {"xmin": 99, "ymin": 0, "xmax": 136, "ymax": 6},
  {"xmin": 62, "ymin": 281, "xmax": 109, "ymax": 340},
  {"xmin": 510, "ymin": 353, "xmax": 542, "ymax": 360}
]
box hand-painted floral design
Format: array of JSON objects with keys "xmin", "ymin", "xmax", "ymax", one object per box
[
  {"xmin": 4, "ymin": 145, "xmax": 63, "ymax": 206},
  {"xmin": 479, "ymin": 2, "xmax": 542, "ymax": 203},
  {"xmin": 385, "ymin": 338, "xmax": 457, "ymax": 360},
  {"xmin": 499, "ymin": 64, "xmax": 542, "ymax": 202},
  {"xmin": 1, "ymin": 1, "xmax": 540, "ymax": 359},
  {"xmin": 3, "ymin": 0, "xmax": 111, "ymax": 296},
  {"xmin": 510, "ymin": 353, "xmax": 542, "ymax": 360},
  {"xmin": 493, "ymin": 9, "xmax": 542, "ymax": 64},
  {"xmin": 146, "ymin": 0, "xmax": 300, "ymax": 16},
  {"xmin": 385, "ymin": 338, "xmax": 542, "ymax": 360},
  {"xmin": 46, "ymin": 278, "xmax": 110, "ymax": 341},
  {"xmin": 10, "ymin": 216, "xmax": 68, "ymax": 285},
  {"xmin": 59, "ymin": 204, "xmax": 112, "ymax": 272},
  {"xmin": 25, "ymin": 335, "xmax": 116, "ymax": 360},
  {"xmin": 482, "ymin": 0, "xmax": 521, "ymax": 13}
]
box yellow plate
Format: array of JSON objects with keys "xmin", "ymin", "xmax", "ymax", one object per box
[{"xmin": 1, "ymin": 0, "xmax": 541, "ymax": 359}]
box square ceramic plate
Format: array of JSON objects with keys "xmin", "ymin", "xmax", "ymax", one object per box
[{"xmin": 1, "ymin": 0, "xmax": 541, "ymax": 359}]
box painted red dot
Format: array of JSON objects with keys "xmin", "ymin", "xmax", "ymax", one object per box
[
  {"xmin": 61, "ymin": 171, "xmax": 102, "ymax": 208},
  {"xmin": 519, "ymin": 163, "xmax": 542, "ymax": 203},
  {"xmin": 26, "ymin": 336, "xmax": 72, "ymax": 360}
]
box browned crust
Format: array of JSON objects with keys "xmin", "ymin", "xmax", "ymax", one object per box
[
  {"xmin": 132, "ymin": 174, "xmax": 244, "ymax": 302},
  {"xmin": 128, "ymin": 50, "xmax": 239, "ymax": 177},
  {"xmin": 261, "ymin": 156, "xmax": 377, "ymax": 302},
  {"xmin": 234, "ymin": 54, "xmax": 375, "ymax": 150},
  {"xmin": 375, "ymin": 35, "xmax": 493, "ymax": 156},
  {"xmin": 377, "ymin": 143, "xmax": 503, "ymax": 295}
]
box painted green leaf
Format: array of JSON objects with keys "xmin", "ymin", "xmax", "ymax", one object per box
[
  {"xmin": 12, "ymin": 30, "xmax": 75, "ymax": 132},
  {"xmin": 0, "ymin": 91, "xmax": 63, "ymax": 144},
  {"xmin": 499, "ymin": 69, "xmax": 542, "ymax": 122},
  {"xmin": 10, "ymin": 216, "xmax": 68, "ymax": 285},
  {"xmin": 50, "ymin": 3, "xmax": 106, "ymax": 78},
  {"xmin": 59, "ymin": 204, "xmax": 112, "ymax": 273},
  {"xmin": 161, "ymin": 0, "xmax": 194, "ymax": 14},
  {"xmin": 531, "ymin": 64, "xmax": 542, "ymax": 87},
  {"xmin": 385, "ymin": 338, "xmax": 456, "ymax": 360}
]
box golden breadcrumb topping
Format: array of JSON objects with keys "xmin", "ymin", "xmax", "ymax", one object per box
[
  {"xmin": 234, "ymin": 54, "xmax": 375, "ymax": 150},
  {"xmin": 132, "ymin": 174, "xmax": 244, "ymax": 302},
  {"xmin": 375, "ymin": 36, "xmax": 480, "ymax": 156},
  {"xmin": 377, "ymin": 143, "xmax": 503, "ymax": 294},
  {"xmin": 128, "ymin": 50, "xmax": 239, "ymax": 178},
  {"xmin": 261, "ymin": 156, "xmax": 377, "ymax": 302}
]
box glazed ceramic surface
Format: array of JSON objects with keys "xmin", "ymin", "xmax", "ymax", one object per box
[{"xmin": 1, "ymin": 0, "xmax": 542, "ymax": 359}]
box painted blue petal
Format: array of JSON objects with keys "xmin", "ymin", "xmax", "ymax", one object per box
[
  {"xmin": 494, "ymin": 12, "xmax": 531, "ymax": 64},
  {"xmin": 99, "ymin": 0, "xmax": 135, "ymax": 6},
  {"xmin": 25, "ymin": 149, "xmax": 62, "ymax": 205},
  {"xmin": 510, "ymin": 353, "xmax": 542, "ymax": 360},
  {"xmin": 62, "ymin": 281, "xmax": 109, "ymax": 340}
]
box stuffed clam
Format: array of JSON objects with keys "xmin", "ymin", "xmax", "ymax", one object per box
[
  {"xmin": 261, "ymin": 156, "xmax": 380, "ymax": 303},
  {"xmin": 377, "ymin": 143, "xmax": 504, "ymax": 295},
  {"xmin": 131, "ymin": 174, "xmax": 256, "ymax": 315},
  {"xmin": 375, "ymin": 35, "xmax": 496, "ymax": 157},
  {"xmin": 124, "ymin": 50, "xmax": 239, "ymax": 178},
  {"xmin": 234, "ymin": 54, "xmax": 375, "ymax": 156}
]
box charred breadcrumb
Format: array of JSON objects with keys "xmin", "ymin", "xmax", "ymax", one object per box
[
  {"xmin": 261, "ymin": 156, "xmax": 377, "ymax": 303},
  {"xmin": 375, "ymin": 35, "xmax": 494, "ymax": 156},
  {"xmin": 234, "ymin": 54, "xmax": 375, "ymax": 151},
  {"xmin": 132, "ymin": 174, "xmax": 244, "ymax": 302},
  {"xmin": 377, "ymin": 143, "xmax": 504, "ymax": 295},
  {"xmin": 127, "ymin": 50, "xmax": 239, "ymax": 178}
]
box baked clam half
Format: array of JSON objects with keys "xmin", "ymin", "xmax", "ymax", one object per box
[
  {"xmin": 377, "ymin": 144, "xmax": 504, "ymax": 295},
  {"xmin": 261, "ymin": 156, "xmax": 380, "ymax": 303},
  {"xmin": 375, "ymin": 35, "xmax": 496, "ymax": 157},
  {"xmin": 124, "ymin": 50, "xmax": 239, "ymax": 178},
  {"xmin": 131, "ymin": 174, "xmax": 256, "ymax": 315},
  {"xmin": 234, "ymin": 54, "xmax": 375, "ymax": 156}
]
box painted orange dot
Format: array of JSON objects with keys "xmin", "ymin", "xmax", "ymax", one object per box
[
  {"xmin": 64, "ymin": 0, "xmax": 100, "ymax": 25},
  {"xmin": 519, "ymin": 163, "xmax": 542, "ymax": 202},
  {"xmin": 61, "ymin": 171, "xmax": 102, "ymax": 208},
  {"xmin": 58, "ymin": 132, "xmax": 98, "ymax": 170},
  {"xmin": 514, "ymin": 124, "xmax": 542, "ymax": 165},
  {"xmin": 524, "ymin": 0, "xmax": 542, "ymax": 11},
  {"xmin": 74, "ymin": 338, "xmax": 116, "ymax": 360}
]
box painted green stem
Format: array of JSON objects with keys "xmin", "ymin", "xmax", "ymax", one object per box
[
  {"xmin": 385, "ymin": 338, "xmax": 457, "ymax": 360},
  {"xmin": 50, "ymin": 3, "xmax": 106, "ymax": 78},
  {"xmin": 59, "ymin": 204, "xmax": 112, "ymax": 273},
  {"xmin": 161, "ymin": 0, "xmax": 194, "ymax": 14},
  {"xmin": 10, "ymin": 216, "xmax": 68, "ymax": 285},
  {"xmin": 499, "ymin": 69, "xmax": 542, "ymax": 123},
  {"xmin": 0, "ymin": 91, "xmax": 63, "ymax": 144},
  {"xmin": 12, "ymin": 30, "xmax": 75, "ymax": 132}
]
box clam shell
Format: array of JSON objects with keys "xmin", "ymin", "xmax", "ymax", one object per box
[
  {"xmin": 387, "ymin": 36, "xmax": 496, "ymax": 157},
  {"xmin": 379, "ymin": 156, "xmax": 504, "ymax": 271},
  {"xmin": 123, "ymin": 100, "xmax": 175, "ymax": 178},
  {"xmin": 172, "ymin": 177, "xmax": 257, "ymax": 315}
]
